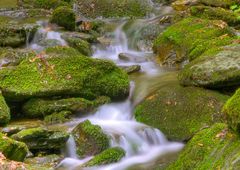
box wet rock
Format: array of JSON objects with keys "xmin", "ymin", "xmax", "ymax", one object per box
[
  {"xmin": 11, "ymin": 127, "xmax": 69, "ymax": 152},
  {"xmin": 0, "ymin": 54, "xmax": 130, "ymax": 101},
  {"xmin": 0, "ymin": 91, "xmax": 10, "ymax": 125},
  {"xmin": 23, "ymin": 96, "xmax": 110, "ymax": 118},
  {"xmin": 167, "ymin": 123, "xmax": 240, "ymax": 169},
  {"xmin": 1, "ymin": 119, "xmax": 43, "ymax": 136},
  {"xmin": 72, "ymin": 120, "xmax": 110, "ymax": 157},
  {"xmin": 83, "ymin": 147, "xmax": 125, "ymax": 167},
  {"xmin": 0, "ymin": 133, "xmax": 28, "ymax": 161},
  {"xmin": 223, "ymin": 88, "xmax": 240, "ymax": 132},
  {"xmin": 74, "ymin": 0, "xmax": 153, "ymax": 18},
  {"xmin": 118, "ymin": 53, "xmax": 148, "ymax": 63},
  {"xmin": 25, "ymin": 154, "xmax": 63, "ymax": 168},
  {"xmin": 172, "ymin": 0, "xmax": 199, "ymax": 11},
  {"xmin": 121, "ymin": 65, "xmax": 141, "ymax": 74},
  {"xmin": 62, "ymin": 32, "xmax": 97, "ymax": 43},
  {"xmin": 190, "ymin": 5, "xmax": 240, "ymax": 26},
  {"xmin": 179, "ymin": 44, "xmax": 240, "ymax": 88},
  {"xmin": 135, "ymin": 73, "xmax": 229, "ymax": 141},
  {"xmin": 50, "ymin": 6, "xmax": 75, "ymax": 31},
  {"xmin": 153, "ymin": 17, "xmax": 235, "ymax": 66}
]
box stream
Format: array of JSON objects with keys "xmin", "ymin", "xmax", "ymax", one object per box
[{"xmin": 28, "ymin": 12, "xmax": 184, "ymax": 170}]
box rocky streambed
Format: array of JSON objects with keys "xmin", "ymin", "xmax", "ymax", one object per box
[{"xmin": 0, "ymin": 0, "xmax": 240, "ymax": 170}]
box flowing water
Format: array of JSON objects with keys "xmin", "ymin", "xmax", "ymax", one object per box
[{"xmin": 27, "ymin": 5, "xmax": 184, "ymax": 169}]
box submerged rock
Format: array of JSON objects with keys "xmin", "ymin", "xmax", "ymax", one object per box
[
  {"xmin": 83, "ymin": 147, "xmax": 125, "ymax": 167},
  {"xmin": 223, "ymin": 88, "xmax": 240, "ymax": 132},
  {"xmin": 0, "ymin": 133, "xmax": 28, "ymax": 161},
  {"xmin": 0, "ymin": 91, "xmax": 10, "ymax": 125},
  {"xmin": 11, "ymin": 127, "xmax": 69, "ymax": 152},
  {"xmin": 135, "ymin": 73, "xmax": 229, "ymax": 141},
  {"xmin": 121, "ymin": 65, "xmax": 141, "ymax": 74},
  {"xmin": 153, "ymin": 17, "xmax": 234, "ymax": 66},
  {"xmin": 167, "ymin": 123, "xmax": 240, "ymax": 169},
  {"xmin": 72, "ymin": 120, "xmax": 110, "ymax": 157},
  {"xmin": 23, "ymin": 96, "xmax": 110, "ymax": 118},
  {"xmin": 179, "ymin": 44, "xmax": 240, "ymax": 88},
  {"xmin": 0, "ymin": 55, "xmax": 129, "ymax": 101}
]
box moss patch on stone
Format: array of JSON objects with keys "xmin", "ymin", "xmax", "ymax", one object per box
[
  {"xmin": 134, "ymin": 73, "xmax": 229, "ymax": 141},
  {"xmin": 0, "ymin": 91, "xmax": 10, "ymax": 125},
  {"xmin": 0, "ymin": 55, "xmax": 129, "ymax": 101},
  {"xmin": 84, "ymin": 147, "xmax": 125, "ymax": 167},
  {"xmin": 65, "ymin": 38, "xmax": 92, "ymax": 56},
  {"xmin": 0, "ymin": 133, "xmax": 28, "ymax": 161},
  {"xmin": 167, "ymin": 123, "xmax": 240, "ymax": 170},
  {"xmin": 72, "ymin": 120, "xmax": 110, "ymax": 157},
  {"xmin": 153, "ymin": 17, "xmax": 234, "ymax": 65},
  {"xmin": 23, "ymin": 96, "xmax": 110, "ymax": 118}
]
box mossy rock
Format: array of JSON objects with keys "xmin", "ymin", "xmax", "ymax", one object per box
[
  {"xmin": 0, "ymin": 54, "xmax": 129, "ymax": 102},
  {"xmin": 167, "ymin": 123, "xmax": 240, "ymax": 170},
  {"xmin": 0, "ymin": 133, "xmax": 28, "ymax": 161},
  {"xmin": 223, "ymin": 88, "xmax": 240, "ymax": 132},
  {"xmin": 44, "ymin": 111, "xmax": 72, "ymax": 124},
  {"xmin": 50, "ymin": 6, "xmax": 75, "ymax": 31},
  {"xmin": 20, "ymin": 0, "xmax": 70, "ymax": 9},
  {"xmin": 84, "ymin": 147, "xmax": 125, "ymax": 167},
  {"xmin": 0, "ymin": 91, "xmax": 10, "ymax": 125},
  {"xmin": 45, "ymin": 46, "xmax": 81, "ymax": 57},
  {"xmin": 65, "ymin": 37, "xmax": 92, "ymax": 56},
  {"xmin": 134, "ymin": 73, "xmax": 229, "ymax": 141},
  {"xmin": 153, "ymin": 17, "xmax": 234, "ymax": 66},
  {"xmin": 11, "ymin": 127, "xmax": 69, "ymax": 152},
  {"xmin": 190, "ymin": 5, "xmax": 240, "ymax": 26},
  {"xmin": 198, "ymin": 0, "xmax": 237, "ymax": 8},
  {"xmin": 179, "ymin": 44, "xmax": 240, "ymax": 88},
  {"xmin": 23, "ymin": 96, "xmax": 110, "ymax": 118},
  {"xmin": 72, "ymin": 120, "xmax": 110, "ymax": 157},
  {"xmin": 74, "ymin": 0, "xmax": 153, "ymax": 18}
]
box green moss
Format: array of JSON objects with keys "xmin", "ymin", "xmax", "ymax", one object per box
[
  {"xmin": 23, "ymin": 96, "xmax": 110, "ymax": 118},
  {"xmin": 11, "ymin": 127, "xmax": 69, "ymax": 151},
  {"xmin": 190, "ymin": 6, "xmax": 240, "ymax": 26},
  {"xmin": 223, "ymin": 88, "xmax": 240, "ymax": 132},
  {"xmin": 153, "ymin": 17, "xmax": 234, "ymax": 64},
  {"xmin": 65, "ymin": 38, "xmax": 92, "ymax": 56},
  {"xmin": 84, "ymin": 147, "xmax": 125, "ymax": 167},
  {"xmin": 199, "ymin": 0, "xmax": 236, "ymax": 8},
  {"xmin": 50, "ymin": 6, "xmax": 75, "ymax": 31},
  {"xmin": 21, "ymin": 0, "xmax": 70, "ymax": 9},
  {"xmin": 134, "ymin": 73, "xmax": 229, "ymax": 141},
  {"xmin": 72, "ymin": 120, "xmax": 110, "ymax": 157},
  {"xmin": 0, "ymin": 0, "xmax": 18, "ymax": 8},
  {"xmin": 75, "ymin": 0, "xmax": 152, "ymax": 18},
  {"xmin": 45, "ymin": 46, "xmax": 80, "ymax": 57},
  {"xmin": 0, "ymin": 91, "xmax": 10, "ymax": 125},
  {"xmin": 0, "ymin": 133, "xmax": 28, "ymax": 161},
  {"xmin": 167, "ymin": 123, "xmax": 240, "ymax": 170},
  {"xmin": 0, "ymin": 54, "xmax": 129, "ymax": 101},
  {"xmin": 44, "ymin": 111, "xmax": 72, "ymax": 124}
]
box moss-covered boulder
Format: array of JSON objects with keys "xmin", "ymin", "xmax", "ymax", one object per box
[
  {"xmin": 198, "ymin": 0, "xmax": 237, "ymax": 8},
  {"xmin": 23, "ymin": 96, "xmax": 110, "ymax": 118},
  {"xmin": 74, "ymin": 0, "xmax": 153, "ymax": 18},
  {"xmin": 179, "ymin": 44, "xmax": 240, "ymax": 88},
  {"xmin": 50, "ymin": 6, "xmax": 75, "ymax": 31},
  {"xmin": 72, "ymin": 120, "xmax": 110, "ymax": 157},
  {"xmin": 0, "ymin": 55, "xmax": 129, "ymax": 101},
  {"xmin": 44, "ymin": 111, "xmax": 72, "ymax": 124},
  {"xmin": 0, "ymin": 21, "xmax": 38, "ymax": 48},
  {"xmin": 223, "ymin": 88, "xmax": 240, "ymax": 132},
  {"xmin": 167, "ymin": 123, "xmax": 240, "ymax": 169},
  {"xmin": 134, "ymin": 73, "xmax": 229, "ymax": 141},
  {"xmin": 20, "ymin": 0, "xmax": 70, "ymax": 9},
  {"xmin": 84, "ymin": 147, "xmax": 125, "ymax": 167},
  {"xmin": 190, "ymin": 6, "xmax": 240, "ymax": 26},
  {"xmin": 11, "ymin": 127, "xmax": 69, "ymax": 152},
  {"xmin": 65, "ymin": 37, "xmax": 92, "ymax": 56},
  {"xmin": 0, "ymin": 91, "xmax": 10, "ymax": 125},
  {"xmin": 153, "ymin": 17, "xmax": 234, "ymax": 66},
  {"xmin": 0, "ymin": 133, "xmax": 28, "ymax": 161},
  {"xmin": 45, "ymin": 46, "xmax": 81, "ymax": 57}
]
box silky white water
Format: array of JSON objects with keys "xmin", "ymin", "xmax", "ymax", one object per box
[{"xmin": 56, "ymin": 21, "xmax": 184, "ymax": 170}]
